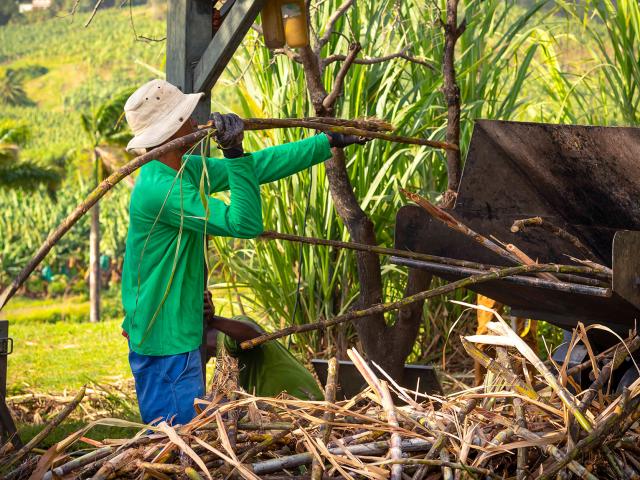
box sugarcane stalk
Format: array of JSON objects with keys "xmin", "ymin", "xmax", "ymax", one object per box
[
  {"xmin": 2, "ymin": 386, "xmax": 86, "ymax": 469},
  {"xmin": 380, "ymin": 458, "xmax": 501, "ymax": 479},
  {"xmin": 511, "ymin": 216, "xmax": 595, "ymax": 260},
  {"xmin": 138, "ymin": 462, "xmax": 186, "ymax": 475},
  {"xmin": 260, "ymin": 230, "xmax": 510, "ymax": 273},
  {"xmin": 240, "ymin": 263, "xmax": 602, "ymax": 350},
  {"xmin": 506, "ymin": 243, "xmax": 559, "ymax": 282},
  {"xmin": 306, "ymin": 117, "xmax": 393, "ymax": 131},
  {"xmin": 240, "ymin": 117, "xmax": 394, "ymax": 132},
  {"xmin": 203, "ymin": 118, "xmax": 459, "ymax": 151},
  {"xmin": 461, "ymin": 338, "xmax": 539, "ymax": 400},
  {"xmin": 514, "ymin": 399, "xmax": 528, "ymax": 479},
  {"xmin": 250, "ymin": 438, "xmax": 432, "ymax": 475},
  {"xmin": 537, "ymin": 391, "xmax": 640, "ymax": 480},
  {"xmin": 260, "ymin": 230, "xmax": 611, "ymax": 282},
  {"xmin": 42, "ymin": 446, "xmax": 113, "ymax": 480},
  {"xmin": 379, "ymin": 380, "xmax": 403, "ymax": 480},
  {"xmin": 239, "ymin": 430, "xmax": 292, "ymax": 462},
  {"xmin": 400, "ymin": 189, "xmax": 522, "ymax": 265},
  {"xmin": 602, "ymin": 445, "xmax": 627, "ymax": 479},
  {"xmin": 474, "ymin": 427, "xmax": 515, "ymax": 467},
  {"xmin": 577, "ymin": 347, "xmax": 623, "ymax": 413},
  {"xmin": 568, "ymin": 256, "xmax": 613, "ymax": 276},
  {"xmin": 439, "ymin": 449, "xmax": 454, "ymax": 480},
  {"xmin": 311, "ymin": 356, "xmax": 338, "ymax": 480},
  {"xmin": 4, "ymin": 457, "xmax": 38, "ymax": 480},
  {"xmin": 496, "ymin": 347, "xmax": 528, "ymax": 480},
  {"xmin": 566, "ymin": 334, "xmax": 640, "ymax": 378},
  {"xmin": 91, "ymin": 448, "xmax": 142, "ymax": 480}
]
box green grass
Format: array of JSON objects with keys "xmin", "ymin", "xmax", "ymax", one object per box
[
  {"xmin": 18, "ymin": 421, "xmax": 141, "ymax": 449},
  {"xmin": 3, "ymin": 294, "xmax": 139, "ymax": 446},
  {"xmin": 7, "ymin": 317, "xmax": 130, "ymax": 394}
]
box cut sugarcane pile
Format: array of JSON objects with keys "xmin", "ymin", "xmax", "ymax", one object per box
[{"xmin": 2, "ymin": 316, "xmax": 639, "ymax": 480}]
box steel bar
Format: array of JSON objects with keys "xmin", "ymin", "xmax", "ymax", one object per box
[
  {"xmin": 259, "ymin": 231, "xmax": 610, "ymax": 280},
  {"xmin": 390, "ymin": 257, "xmax": 612, "ymax": 297}
]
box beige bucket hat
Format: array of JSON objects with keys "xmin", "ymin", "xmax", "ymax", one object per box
[{"xmin": 124, "ymin": 79, "xmax": 204, "ymax": 152}]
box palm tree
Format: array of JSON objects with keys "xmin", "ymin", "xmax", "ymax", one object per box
[
  {"xmin": 0, "ymin": 121, "xmax": 63, "ymax": 193},
  {"xmin": 0, "ymin": 69, "xmax": 34, "ymax": 107},
  {"xmin": 79, "ymin": 89, "xmax": 133, "ymax": 323}
]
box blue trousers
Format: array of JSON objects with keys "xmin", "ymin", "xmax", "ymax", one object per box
[{"xmin": 129, "ymin": 347, "xmax": 204, "ymax": 425}]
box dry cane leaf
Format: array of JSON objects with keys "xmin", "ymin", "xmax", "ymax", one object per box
[{"xmin": 156, "ymin": 421, "xmax": 212, "ymax": 480}]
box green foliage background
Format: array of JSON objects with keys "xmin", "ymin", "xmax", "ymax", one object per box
[{"xmin": 1, "ymin": 0, "xmax": 638, "ymax": 366}]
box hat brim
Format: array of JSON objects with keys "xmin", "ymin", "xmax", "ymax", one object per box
[{"xmin": 126, "ymin": 92, "xmax": 204, "ymax": 152}]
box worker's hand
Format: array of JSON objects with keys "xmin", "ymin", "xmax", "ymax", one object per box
[
  {"xmin": 325, "ymin": 131, "xmax": 370, "ymax": 149},
  {"xmin": 203, "ymin": 289, "xmax": 215, "ymax": 323},
  {"xmin": 211, "ymin": 112, "xmax": 245, "ymax": 158}
]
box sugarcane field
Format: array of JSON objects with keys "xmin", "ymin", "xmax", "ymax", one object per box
[{"xmin": 2, "ymin": 0, "xmax": 640, "ymax": 479}]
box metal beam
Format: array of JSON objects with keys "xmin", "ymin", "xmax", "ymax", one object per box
[
  {"xmin": 166, "ymin": 0, "xmax": 212, "ymax": 122},
  {"xmin": 193, "ymin": 0, "xmax": 264, "ymax": 94}
]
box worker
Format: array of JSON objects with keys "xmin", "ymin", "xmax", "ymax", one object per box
[
  {"xmin": 121, "ymin": 79, "xmax": 367, "ymax": 425},
  {"xmin": 475, "ymin": 294, "xmax": 538, "ymax": 385},
  {"xmin": 202, "ymin": 294, "xmax": 323, "ymax": 400}
]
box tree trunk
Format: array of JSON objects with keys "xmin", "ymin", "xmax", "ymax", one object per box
[
  {"xmin": 442, "ymin": 0, "xmax": 465, "ymax": 208},
  {"xmin": 296, "ymin": 45, "xmax": 430, "ymax": 379},
  {"xmin": 89, "ymin": 202, "xmax": 100, "ymax": 323},
  {"xmin": 90, "ymin": 150, "xmax": 101, "ymax": 323}
]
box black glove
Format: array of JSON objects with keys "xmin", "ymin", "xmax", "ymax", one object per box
[
  {"xmin": 211, "ymin": 112, "xmax": 245, "ymax": 158},
  {"xmin": 325, "ymin": 131, "xmax": 370, "ymax": 149}
]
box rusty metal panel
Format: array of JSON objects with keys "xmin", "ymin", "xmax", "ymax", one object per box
[
  {"xmin": 393, "ymin": 120, "xmax": 640, "ymax": 350},
  {"xmin": 613, "ymin": 230, "xmax": 640, "ymax": 310}
]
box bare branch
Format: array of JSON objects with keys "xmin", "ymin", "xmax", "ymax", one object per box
[
  {"xmin": 318, "ymin": 0, "xmax": 355, "ymax": 48},
  {"xmin": 251, "ymin": 23, "xmax": 263, "ymax": 35},
  {"xmin": 323, "ymin": 42, "xmax": 361, "ymax": 110},
  {"xmin": 128, "ymin": 0, "xmax": 165, "ymax": 42},
  {"xmin": 323, "ymin": 47, "xmax": 437, "ymax": 71},
  {"xmin": 272, "ymin": 47, "xmax": 303, "ymax": 64},
  {"xmin": 84, "ymin": 0, "xmax": 104, "ymax": 27}
]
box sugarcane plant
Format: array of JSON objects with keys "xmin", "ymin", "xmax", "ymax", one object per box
[
  {"xmin": 214, "ymin": 0, "xmax": 554, "ymax": 376},
  {"xmin": 78, "ymin": 88, "xmax": 133, "ymax": 322}
]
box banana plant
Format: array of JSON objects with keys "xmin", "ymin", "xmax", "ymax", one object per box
[
  {"xmin": 78, "ymin": 88, "xmax": 133, "ymax": 322},
  {"xmin": 0, "ymin": 120, "xmax": 63, "ymax": 193}
]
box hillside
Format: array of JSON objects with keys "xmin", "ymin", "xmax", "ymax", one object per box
[{"xmin": 0, "ymin": 5, "xmax": 165, "ymax": 157}]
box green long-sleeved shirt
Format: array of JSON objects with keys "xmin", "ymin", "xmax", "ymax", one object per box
[{"xmin": 121, "ymin": 134, "xmax": 332, "ymax": 355}]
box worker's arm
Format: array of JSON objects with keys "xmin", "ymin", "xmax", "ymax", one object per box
[
  {"xmin": 156, "ymin": 155, "xmax": 263, "ymax": 238},
  {"xmin": 183, "ymin": 134, "xmax": 333, "ymax": 193}
]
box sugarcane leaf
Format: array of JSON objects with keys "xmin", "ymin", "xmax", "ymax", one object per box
[{"xmin": 156, "ymin": 421, "xmax": 212, "ymax": 480}]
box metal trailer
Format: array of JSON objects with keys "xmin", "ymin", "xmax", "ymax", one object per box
[{"xmin": 393, "ymin": 120, "xmax": 640, "ymax": 386}]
